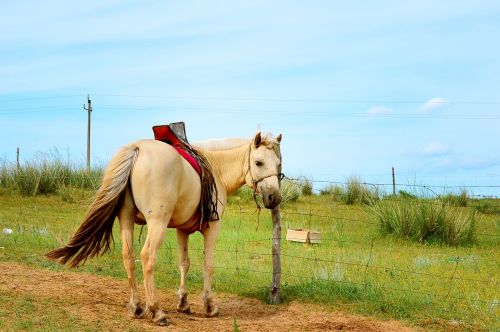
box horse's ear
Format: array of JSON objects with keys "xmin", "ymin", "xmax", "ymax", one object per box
[
  {"xmin": 276, "ymin": 133, "xmax": 282, "ymax": 143},
  {"xmin": 254, "ymin": 132, "xmax": 262, "ymax": 148}
]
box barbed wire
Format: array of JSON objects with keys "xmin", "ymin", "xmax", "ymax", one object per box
[{"xmin": 285, "ymin": 176, "xmax": 500, "ymax": 190}]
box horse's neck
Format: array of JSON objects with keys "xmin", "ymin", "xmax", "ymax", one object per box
[{"xmin": 202, "ymin": 144, "xmax": 249, "ymax": 196}]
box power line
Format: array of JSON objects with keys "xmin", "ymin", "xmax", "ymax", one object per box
[
  {"xmin": 92, "ymin": 93, "xmax": 500, "ymax": 105},
  {"xmin": 2, "ymin": 104, "xmax": 499, "ymax": 120}
]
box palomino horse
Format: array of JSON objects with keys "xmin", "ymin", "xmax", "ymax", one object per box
[{"xmin": 47, "ymin": 132, "xmax": 282, "ymax": 326}]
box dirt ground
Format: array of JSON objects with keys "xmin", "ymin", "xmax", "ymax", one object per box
[{"xmin": 0, "ymin": 262, "xmax": 418, "ymax": 331}]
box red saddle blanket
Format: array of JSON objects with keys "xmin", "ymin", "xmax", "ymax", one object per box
[{"xmin": 152, "ymin": 125, "xmax": 202, "ymax": 176}]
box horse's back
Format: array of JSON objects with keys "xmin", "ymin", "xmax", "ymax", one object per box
[{"xmin": 129, "ymin": 139, "xmax": 201, "ymax": 225}]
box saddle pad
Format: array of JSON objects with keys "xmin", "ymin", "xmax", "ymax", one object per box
[{"xmin": 152, "ymin": 125, "xmax": 202, "ymax": 176}]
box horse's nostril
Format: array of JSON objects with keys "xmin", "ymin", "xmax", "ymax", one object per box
[{"xmin": 268, "ymin": 194, "xmax": 273, "ymax": 201}]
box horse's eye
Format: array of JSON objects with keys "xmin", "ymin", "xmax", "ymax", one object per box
[{"xmin": 255, "ymin": 161, "xmax": 264, "ymax": 167}]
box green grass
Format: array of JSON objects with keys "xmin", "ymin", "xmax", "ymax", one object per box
[
  {"xmin": 371, "ymin": 198, "xmax": 478, "ymax": 246},
  {"xmin": 0, "ymin": 188, "xmax": 499, "ymax": 330}
]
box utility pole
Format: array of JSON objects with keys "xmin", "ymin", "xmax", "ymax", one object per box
[
  {"xmin": 16, "ymin": 147, "xmax": 19, "ymax": 171},
  {"xmin": 83, "ymin": 94, "xmax": 92, "ymax": 173}
]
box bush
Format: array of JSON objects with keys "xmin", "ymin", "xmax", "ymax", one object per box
[
  {"xmin": 371, "ymin": 199, "xmax": 477, "ymax": 246},
  {"xmin": 441, "ymin": 189, "xmax": 469, "ymax": 207},
  {"xmin": 343, "ymin": 176, "xmax": 379, "ymax": 205}
]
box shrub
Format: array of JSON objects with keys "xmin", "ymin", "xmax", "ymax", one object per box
[
  {"xmin": 371, "ymin": 199, "xmax": 477, "ymax": 246},
  {"xmin": 343, "ymin": 176, "xmax": 379, "ymax": 205}
]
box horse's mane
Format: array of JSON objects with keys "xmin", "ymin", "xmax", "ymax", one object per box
[
  {"xmin": 193, "ymin": 133, "xmax": 279, "ymax": 152},
  {"xmin": 192, "ymin": 138, "xmax": 251, "ymax": 151}
]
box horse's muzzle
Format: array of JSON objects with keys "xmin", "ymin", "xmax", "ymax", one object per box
[{"xmin": 263, "ymin": 192, "xmax": 281, "ymax": 209}]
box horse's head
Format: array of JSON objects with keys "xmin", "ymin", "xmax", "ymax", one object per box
[{"xmin": 246, "ymin": 132, "xmax": 283, "ymax": 209}]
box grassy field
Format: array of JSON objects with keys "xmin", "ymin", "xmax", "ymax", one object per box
[{"xmin": 0, "ymin": 185, "xmax": 499, "ymax": 331}]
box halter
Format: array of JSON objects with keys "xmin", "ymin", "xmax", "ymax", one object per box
[
  {"xmin": 246, "ymin": 143, "xmax": 284, "ymax": 190},
  {"xmin": 246, "ymin": 143, "xmax": 284, "ymax": 220}
]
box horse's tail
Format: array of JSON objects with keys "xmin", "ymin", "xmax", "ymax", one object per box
[{"xmin": 46, "ymin": 144, "xmax": 139, "ymax": 268}]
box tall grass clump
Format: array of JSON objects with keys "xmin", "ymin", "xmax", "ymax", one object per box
[
  {"xmin": 300, "ymin": 178, "xmax": 313, "ymax": 196},
  {"xmin": 371, "ymin": 199, "xmax": 477, "ymax": 246},
  {"xmin": 0, "ymin": 150, "xmax": 103, "ymax": 196},
  {"xmin": 279, "ymin": 179, "xmax": 301, "ymax": 204},
  {"xmin": 16, "ymin": 157, "xmax": 61, "ymax": 195},
  {"xmin": 343, "ymin": 176, "xmax": 379, "ymax": 205},
  {"xmin": 0, "ymin": 159, "xmax": 15, "ymax": 188},
  {"xmin": 319, "ymin": 184, "xmax": 344, "ymax": 201},
  {"xmin": 471, "ymin": 199, "xmax": 500, "ymax": 215},
  {"xmin": 397, "ymin": 190, "xmax": 417, "ymax": 199},
  {"xmin": 441, "ymin": 188, "xmax": 469, "ymax": 207}
]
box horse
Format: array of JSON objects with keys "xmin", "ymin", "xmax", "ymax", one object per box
[{"xmin": 46, "ymin": 131, "xmax": 283, "ymax": 326}]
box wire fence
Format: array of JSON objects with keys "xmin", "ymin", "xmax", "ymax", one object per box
[{"xmin": 145, "ymin": 178, "xmax": 500, "ymax": 314}]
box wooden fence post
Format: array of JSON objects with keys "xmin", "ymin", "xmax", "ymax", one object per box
[
  {"xmin": 270, "ymin": 206, "xmax": 282, "ymax": 304},
  {"xmin": 16, "ymin": 147, "xmax": 20, "ymax": 171},
  {"xmin": 392, "ymin": 166, "xmax": 396, "ymax": 196}
]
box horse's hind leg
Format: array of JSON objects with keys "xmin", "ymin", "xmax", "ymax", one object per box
[
  {"xmin": 118, "ymin": 189, "xmax": 144, "ymax": 318},
  {"xmin": 140, "ymin": 217, "xmax": 170, "ymax": 326},
  {"xmin": 176, "ymin": 229, "xmax": 191, "ymax": 314}
]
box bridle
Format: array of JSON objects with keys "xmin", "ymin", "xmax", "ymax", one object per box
[{"xmin": 245, "ymin": 142, "xmax": 284, "ymax": 229}]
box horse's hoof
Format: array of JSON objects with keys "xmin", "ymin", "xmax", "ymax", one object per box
[
  {"xmin": 177, "ymin": 304, "xmax": 191, "ymax": 314},
  {"xmin": 155, "ymin": 316, "xmax": 170, "ymax": 326},
  {"xmin": 148, "ymin": 308, "xmax": 169, "ymax": 326},
  {"xmin": 205, "ymin": 305, "xmax": 219, "ymax": 318},
  {"xmin": 128, "ymin": 303, "xmax": 145, "ymax": 319},
  {"xmin": 177, "ymin": 295, "xmax": 191, "ymax": 314}
]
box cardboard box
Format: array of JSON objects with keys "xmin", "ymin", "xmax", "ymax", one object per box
[{"xmin": 286, "ymin": 228, "xmax": 321, "ymax": 244}]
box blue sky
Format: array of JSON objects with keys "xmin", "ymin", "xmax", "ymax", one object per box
[{"xmin": 1, "ymin": 1, "xmax": 499, "ymax": 195}]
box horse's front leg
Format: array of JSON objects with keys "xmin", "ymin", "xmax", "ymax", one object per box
[
  {"xmin": 176, "ymin": 229, "xmax": 191, "ymax": 313},
  {"xmin": 202, "ymin": 221, "xmax": 221, "ymax": 317}
]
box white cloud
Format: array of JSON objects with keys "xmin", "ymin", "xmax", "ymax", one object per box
[
  {"xmin": 423, "ymin": 142, "xmax": 450, "ymax": 157},
  {"xmin": 419, "ymin": 97, "xmax": 449, "ymax": 113},
  {"xmin": 366, "ymin": 106, "xmax": 392, "ymax": 115}
]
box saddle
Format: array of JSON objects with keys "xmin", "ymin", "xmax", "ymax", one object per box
[{"xmin": 150, "ymin": 122, "xmax": 219, "ymax": 233}]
